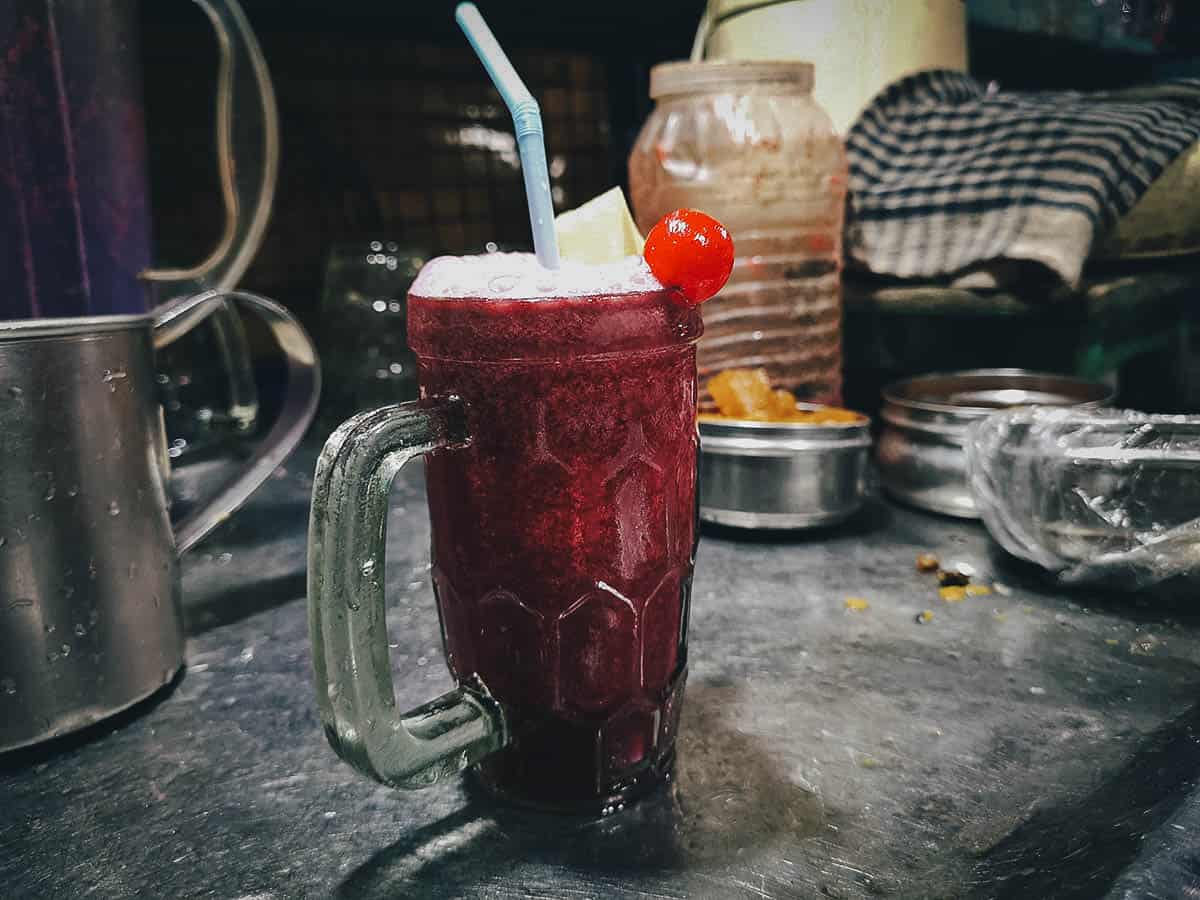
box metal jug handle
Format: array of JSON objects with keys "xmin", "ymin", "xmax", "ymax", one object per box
[
  {"xmin": 153, "ymin": 291, "xmax": 320, "ymax": 555},
  {"xmin": 140, "ymin": 0, "xmax": 280, "ymax": 439},
  {"xmin": 142, "ymin": 0, "xmax": 278, "ymax": 295}
]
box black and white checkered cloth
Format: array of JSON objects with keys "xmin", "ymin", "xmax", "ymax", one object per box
[{"xmin": 844, "ymin": 70, "xmax": 1200, "ymax": 289}]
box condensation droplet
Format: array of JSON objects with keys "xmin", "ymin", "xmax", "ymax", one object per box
[
  {"xmin": 7, "ymin": 386, "xmax": 23, "ymax": 399},
  {"xmin": 416, "ymin": 656, "xmax": 429, "ymax": 667},
  {"xmin": 44, "ymin": 624, "xmax": 56, "ymax": 634},
  {"xmin": 102, "ymin": 368, "xmax": 127, "ymax": 392},
  {"xmin": 0, "ymin": 677, "xmax": 15, "ymax": 695},
  {"xmin": 67, "ymin": 485, "xmax": 79, "ymax": 498},
  {"xmin": 60, "ymin": 644, "xmax": 71, "ymax": 657},
  {"xmin": 360, "ymin": 558, "xmax": 376, "ymax": 577},
  {"xmin": 74, "ymin": 623, "xmax": 86, "ymax": 637},
  {"xmin": 43, "ymin": 485, "xmax": 55, "ymax": 501},
  {"xmin": 108, "ymin": 501, "xmax": 120, "ymax": 517}
]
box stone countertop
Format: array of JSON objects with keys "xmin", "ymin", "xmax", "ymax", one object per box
[{"xmin": 4, "ymin": 446, "xmax": 1200, "ymax": 900}]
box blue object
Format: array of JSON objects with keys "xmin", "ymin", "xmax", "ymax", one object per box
[{"xmin": 455, "ymin": 2, "xmax": 560, "ymax": 270}]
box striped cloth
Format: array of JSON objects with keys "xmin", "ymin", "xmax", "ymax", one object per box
[{"xmin": 844, "ymin": 71, "xmax": 1200, "ymax": 289}]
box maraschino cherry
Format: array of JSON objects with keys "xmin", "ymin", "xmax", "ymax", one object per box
[{"xmin": 643, "ymin": 209, "xmax": 734, "ymax": 306}]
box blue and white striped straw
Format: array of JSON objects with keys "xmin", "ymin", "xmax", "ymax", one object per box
[{"xmin": 455, "ymin": 3, "xmax": 561, "ymax": 269}]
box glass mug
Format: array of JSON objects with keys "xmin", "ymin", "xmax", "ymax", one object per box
[{"xmin": 308, "ymin": 262, "xmax": 702, "ymax": 812}]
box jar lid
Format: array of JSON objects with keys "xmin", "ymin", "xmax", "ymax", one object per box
[{"xmin": 649, "ymin": 60, "xmax": 814, "ymax": 99}]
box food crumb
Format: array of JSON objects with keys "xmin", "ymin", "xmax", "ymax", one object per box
[
  {"xmin": 1029, "ymin": 686, "xmax": 1046, "ymax": 696},
  {"xmin": 1131, "ymin": 636, "xmax": 1159, "ymax": 656},
  {"xmin": 845, "ymin": 597, "xmax": 870, "ymax": 611},
  {"xmin": 915, "ymin": 610, "xmax": 934, "ymax": 624},
  {"xmin": 965, "ymin": 584, "xmax": 993, "ymax": 596},
  {"xmin": 937, "ymin": 569, "xmax": 971, "ymax": 587},
  {"xmin": 994, "ymin": 583, "xmax": 1013, "ymax": 596},
  {"xmin": 993, "ymin": 610, "xmax": 1007, "ymax": 622},
  {"xmin": 1105, "ymin": 638, "xmax": 1120, "ymax": 646},
  {"xmin": 939, "ymin": 586, "xmax": 967, "ymax": 602},
  {"xmin": 859, "ymin": 755, "xmax": 880, "ymax": 769},
  {"xmin": 916, "ymin": 553, "xmax": 939, "ymax": 573}
]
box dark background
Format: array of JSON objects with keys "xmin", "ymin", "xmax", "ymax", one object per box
[
  {"xmin": 139, "ymin": 0, "xmax": 1200, "ymax": 329},
  {"xmin": 141, "ymin": 0, "xmax": 699, "ymax": 329}
]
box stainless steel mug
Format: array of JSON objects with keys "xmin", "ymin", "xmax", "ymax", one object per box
[{"xmin": 0, "ymin": 292, "xmax": 319, "ymax": 752}]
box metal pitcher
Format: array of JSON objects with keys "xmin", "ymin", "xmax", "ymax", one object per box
[
  {"xmin": 0, "ymin": 291, "xmax": 319, "ymax": 752},
  {"xmin": 1, "ymin": 0, "xmax": 281, "ymax": 451}
]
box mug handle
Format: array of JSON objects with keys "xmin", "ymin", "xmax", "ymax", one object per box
[
  {"xmin": 143, "ymin": 0, "xmax": 278, "ymax": 295},
  {"xmin": 153, "ymin": 290, "xmax": 320, "ymax": 554},
  {"xmin": 142, "ymin": 0, "xmax": 280, "ymax": 435},
  {"xmin": 307, "ymin": 401, "xmax": 509, "ymax": 788}
]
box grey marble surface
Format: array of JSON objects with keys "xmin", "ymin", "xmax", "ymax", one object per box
[{"xmin": 4, "ymin": 447, "xmax": 1200, "ymax": 900}]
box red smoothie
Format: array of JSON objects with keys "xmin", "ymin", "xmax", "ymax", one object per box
[{"xmin": 408, "ymin": 253, "xmax": 701, "ymax": 812}]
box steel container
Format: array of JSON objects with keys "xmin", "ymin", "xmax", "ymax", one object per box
[
  {"xmin": 877, "ymin": 369, "xmax": 1114, "ymax": 519},
  {"xmin": 698, "ymin": 408, "xmax": 872, "ymax": 529}
]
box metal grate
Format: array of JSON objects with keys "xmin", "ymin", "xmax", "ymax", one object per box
[{"xmin": 144, "ymin": 32, "xmax": 615, "ymax": 322}]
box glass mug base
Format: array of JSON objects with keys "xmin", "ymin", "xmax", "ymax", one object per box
[{"xmin": 470, "ymin": 667, "xmax": 687, "ymax": 815}]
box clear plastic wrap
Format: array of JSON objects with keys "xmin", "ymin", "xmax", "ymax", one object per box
[{"xmin": 967, "ymin": 407, "xmax": 1200, "ymax": 588}]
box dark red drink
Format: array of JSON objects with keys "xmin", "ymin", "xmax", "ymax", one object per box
[{"xmin": 408, "ymin": 254, "xmax": 701, "ymax": 812}]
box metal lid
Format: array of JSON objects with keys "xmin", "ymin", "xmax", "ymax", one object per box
[
  {"xmin": 882, "ymin": 369, "xmax": 1114, "ymax": 417},
  {"xmin": 699, "ymin": 406, "xmax": 871, "ymax": 455},
  {"xmin": 650, "ymin": 60, "xmax": 814, "ymax": 99}
]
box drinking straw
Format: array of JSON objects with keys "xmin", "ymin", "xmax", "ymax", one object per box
[{"xmin": 455, "ymin": 3, "xmax": 561, "ymax": 269}]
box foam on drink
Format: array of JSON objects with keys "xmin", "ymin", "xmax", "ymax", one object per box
[{"xmin": 410, "ymin": 252, "xmax": 662, "ymax": 300}]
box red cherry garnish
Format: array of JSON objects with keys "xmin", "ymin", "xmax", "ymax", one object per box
[{"xmin": 643, "ymin": 209, "xmax": 734, "ymax": 306}]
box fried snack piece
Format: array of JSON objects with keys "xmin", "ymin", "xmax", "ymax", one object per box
[
  {"xmin": 708, "ymin": 368, "xmax": 775, "ymax": 420},
  {"xmin": 705, "ymin": 368, "xmax": 865, "ymax": 425}
]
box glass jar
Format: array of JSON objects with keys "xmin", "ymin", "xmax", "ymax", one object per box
[{"xmin": 629, "ymin": 60, "xmax": 847, "ymax": 405}]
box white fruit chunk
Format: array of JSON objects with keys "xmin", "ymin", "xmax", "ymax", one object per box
[{"xmin": 553, "ymin": 187, "xmax": 645, "ymax": 264}]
